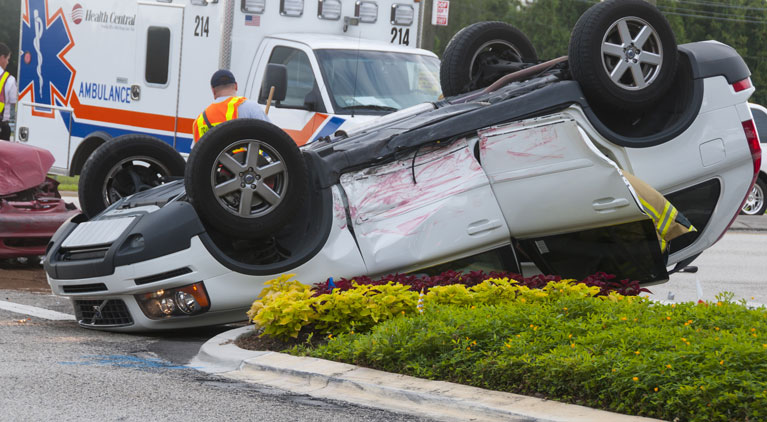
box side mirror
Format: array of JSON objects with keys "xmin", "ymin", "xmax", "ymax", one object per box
[{"xmin": 259, "ymin": 64, "xmax": 287, "ymax": 103}]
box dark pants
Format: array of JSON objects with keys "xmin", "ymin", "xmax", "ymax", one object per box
[{"xmin": 0, "ymin": 121, "xmax": 10, "ymax": 141}]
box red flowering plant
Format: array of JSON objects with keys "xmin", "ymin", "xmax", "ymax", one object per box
[{"xmin": 312, "ymin": 270, "xmax": 650, "ymax": 297}]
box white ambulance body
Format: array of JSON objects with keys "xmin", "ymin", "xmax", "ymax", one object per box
[{"xmin": 15, "ymin": 0, "xmax": 441, "ymax": 175}]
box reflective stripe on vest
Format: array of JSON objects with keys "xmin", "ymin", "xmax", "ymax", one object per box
[
  {"xmin": 0, "ymin": 71, "xmax": 9, "ymax": 115},
  {"xmin": 194, "ymin": 96, "xmax": 247, "ymax": 142}
]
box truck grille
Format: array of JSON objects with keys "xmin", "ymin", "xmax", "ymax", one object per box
[
  {"xmin": 73, "ymin": 299, "xmax": 133, "ymax": 327},
  {"xmin": 62, "ymin": 283, "xmax": 108, "ymax": 294}
]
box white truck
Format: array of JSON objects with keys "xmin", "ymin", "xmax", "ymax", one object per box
[{"xmin": 14, "ymin": 0, "xmax": 441, "ymax": 214}]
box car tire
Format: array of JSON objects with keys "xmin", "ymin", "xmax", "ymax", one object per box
[
  {"xmin": 440, "ymin": 21, "xmax": 538, "ymax": 97},
  {"xmin": 78, "ymin": 135, "xmax": 185, "ymax": 218},
  {"xmin": 185, "ymin": 119, "xmax": 308, "ymax": 239},
  {"xmin": 741, "ymin": 177, "xmax": 767, "ymax": 215},
  {"xmin": 568, "ymin": 0, "xmax": 677, "ymax": 111}
]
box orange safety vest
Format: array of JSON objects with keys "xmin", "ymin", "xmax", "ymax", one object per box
[
  {"xmin": 192, "ymin": 96, "xmax": 247, "ymax": 142},
  {"xmin": 0, "ymin": 71, "xmax": 9, "ymax": 116}
]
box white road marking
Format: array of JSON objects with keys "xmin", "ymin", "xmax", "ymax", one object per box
[{"xmin": 0, "ymin": 300, "xmax": 75, "ymax": 321}]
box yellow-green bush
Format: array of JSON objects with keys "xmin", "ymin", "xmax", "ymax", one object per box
[{"xmin": 248, "ymin": 275, "xmax": 623, "ymax": 340}]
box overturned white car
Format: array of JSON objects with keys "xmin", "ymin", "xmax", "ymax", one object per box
[{"xmin": 45, "ymin": 0, "xmax": 761, "ymax": 331}]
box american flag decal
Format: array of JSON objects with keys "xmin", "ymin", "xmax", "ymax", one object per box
[{"xmin": 245, "ymin": 15, "xmax": 260, "ymax": 26}]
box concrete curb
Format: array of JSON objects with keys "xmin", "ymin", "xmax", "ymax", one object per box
[{"xmin": 191, "ymin": 326, "xmax": 661, "ymax": 422}]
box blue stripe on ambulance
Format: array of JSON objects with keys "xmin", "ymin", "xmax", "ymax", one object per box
[{"xmin": 58, "ymin": 108, "xmax": 194, "ymax": 153}]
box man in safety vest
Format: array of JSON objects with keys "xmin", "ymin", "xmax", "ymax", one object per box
[
  {"xmin": 192, "ymin": 69, "xmax": 270, "ymax": 143},
  {"xmin": 0, "ymin": 43, "xmax": 19, "ymax": 141}
]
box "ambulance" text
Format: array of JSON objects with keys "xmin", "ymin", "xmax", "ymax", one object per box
[{"xmin": 79, "ymin": 82, "xmax": 132, "ymax": 104}]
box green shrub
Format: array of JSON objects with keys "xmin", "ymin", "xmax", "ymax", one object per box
[
  {"xmin": 248, "ymin": 276, "xmax": 611, "ymax": 341},
  {"xmin": 302, "ymin": 293, "xmax": 767, "ymax": 422}
]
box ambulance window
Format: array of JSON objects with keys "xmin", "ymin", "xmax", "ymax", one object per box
[
  {"xmin": 263, "ymin": 47, "xmax": 317, "ymax": 110},
  {"xmin": 145, "ymin": 26, "xmax": 171, "ymax": 85}
]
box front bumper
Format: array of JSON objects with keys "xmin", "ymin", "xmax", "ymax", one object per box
[{"xmin": 0, "ymin": 198, "xmax": 79, "ymax": 259}]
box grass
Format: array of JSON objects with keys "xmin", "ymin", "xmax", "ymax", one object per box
[{"xmin": 48, "ymin": 174, "xmax": 78, "ymax": 192}]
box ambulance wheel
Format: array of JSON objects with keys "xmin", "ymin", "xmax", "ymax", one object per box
[
  {"xmin": 185, "ymin": 119, "xmax": 308, "ymax": 239},
  {"xmin": 79, "ymin": 135, "xmax": 185, "ymax": 218},
  {"xmin": 568, "ymin": 0, "xmax": 677, "ymax": 111},
  {"xmin": 440, "ymin": 21, "xmax": 537, "ymax": 97}
]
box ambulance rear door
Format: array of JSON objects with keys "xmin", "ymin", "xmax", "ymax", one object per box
[{"xmin": 134, "ymin": 2, "xmax": 184, "ymax": 148}]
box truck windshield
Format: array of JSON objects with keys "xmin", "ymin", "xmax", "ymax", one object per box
[{"xmin": 315, "ymin": 49, "xmax": 441, "ymax": 115}]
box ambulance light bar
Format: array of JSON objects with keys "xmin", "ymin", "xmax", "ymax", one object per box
[
  {"xmin": 318, "ymin": 0, "xmax": 342, "ymax": 20},
  {"xmin": 242, "ymin": 0, "xmax": 265, "ymax": 13},
  {"xmin": 355, "ymin": 1, "xmax": 378, "ymax": 23},
  {"xmin": 390, "ymin": 4, "xmax": 413, "ymax": 25},
  {"xmin": 281, "ymin": 0, "xmax": 304, "ymax": 16}
]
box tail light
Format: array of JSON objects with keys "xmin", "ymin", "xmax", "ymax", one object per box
[
  {"xmin": 718, "ymin": 119, "xmax": 762, "ymax": 242},
  {"xmin": 743, "ymin": 119, "xmax": 762, "ymax": 174},
  {"xmin": 732, "ymin": 78, "xmax": 752, "ymax": 93}
]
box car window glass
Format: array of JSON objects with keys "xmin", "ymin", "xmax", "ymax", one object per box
[
  {"xmin": 751, "ymin": 107, "xmax": 767, "ymax": 143},
  {"xmin": 264, "ymin": 46, "xmax": 316, "ymax": 109}
]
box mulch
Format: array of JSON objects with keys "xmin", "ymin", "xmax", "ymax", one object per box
[{"xmin": 235, "ymin": 324, "xmax": 330, "ymax": 352}]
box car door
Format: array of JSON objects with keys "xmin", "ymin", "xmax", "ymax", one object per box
[
  {"xmin": 479, "ymin": 114, "xmax": 667, "ymax": 283},
  {"xmin": 341, "ymin": 138, "xmax": 513, "ymax": 276},
  {"xmin": 250, "ymin": 41, "xmax": 330, "ymax": 146}
]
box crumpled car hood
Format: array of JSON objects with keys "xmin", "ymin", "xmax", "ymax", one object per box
[{"xmin": 0, "ymin": 142, "xmax": 56, "ymax": 196}]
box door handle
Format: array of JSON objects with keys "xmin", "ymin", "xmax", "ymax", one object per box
[
  {"xmin": 592, "ymin": 197, "xmax": 630, "ymax": 211},
  {"xmin": 467, "ymin": 219, "xmax": 503, "ymax": 235}
]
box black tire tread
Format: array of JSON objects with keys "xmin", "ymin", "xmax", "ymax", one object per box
[
  {"xmin": 185, "ymin": 119, "xmax": 308, "ymax": 239},
  {"xmin": 78, "ymin": 135, "xmax": 185, "ymax": 218},
  {"xmin": 440, "ymin": 21, "xmax": 537, "ymax": 97},
  {"xmin": 568, "ymin": 0, "xmax": 677, "ymax": 110}
]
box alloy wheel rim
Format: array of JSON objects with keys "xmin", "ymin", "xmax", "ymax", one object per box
[
  {"xmin": 210, "ymin": 139, "xmax": 288, "ymax": 218},
  {"xmin": 742, "ymin": 184, "xmax": 764, "ymax": 215},
  {"xmin": 103, "ymin": 156, "xmax": 171, "ymax": 206},
  {"xmin": 600, "ymin": 16, "xmax": 663, "ymax": 91}
]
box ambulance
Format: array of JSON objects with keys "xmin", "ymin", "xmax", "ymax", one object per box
[{"xmin": 14, "ymin": 0, "xmax": 441, "ymax": 211}]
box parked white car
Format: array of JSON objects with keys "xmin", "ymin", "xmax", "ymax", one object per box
[
  {"xmin": 741, "ymin": 103, "xmax": 767, "ymax": 215},
  {"xmin": 43, "ymin": 0, "xmax": 761, "ymax": 331}
]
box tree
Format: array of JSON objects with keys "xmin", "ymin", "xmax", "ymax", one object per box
[{"xmin": 0, "ymin": 0, "xmax": 21, "ymax": 77}]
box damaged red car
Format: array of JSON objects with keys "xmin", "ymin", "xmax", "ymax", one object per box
[{"xmin": 0, "ymin": 142, "xmax": 79, "ymax": 260}]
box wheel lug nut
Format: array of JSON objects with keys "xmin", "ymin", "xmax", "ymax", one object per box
[{"xmin": 241, "ymin": 183, "xmax": 246, "ymax": 188}]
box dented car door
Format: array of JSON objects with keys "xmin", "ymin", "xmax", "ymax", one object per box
[{"xmin": 478, "ymin": 114, "xmax": 668, "ymax": 282}]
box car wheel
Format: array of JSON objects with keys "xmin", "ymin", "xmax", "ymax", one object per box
[
  {"xmin": 185, "ymin": 119, "xmax": 308, "ymax": 239},
  {"xmin": 440, "ymin": 21, "xmax": 537, "ymax": 97},
  {"xmin": 78, "ymin": 135, "xmax": 185, "ymax": 218},
  {"xmin": 568, "ymin": 0, "xmax": 677, "ymax": 111},
  {"xmin": 741, "ymin": 178, "xmax": 767, "ymax": 215}
]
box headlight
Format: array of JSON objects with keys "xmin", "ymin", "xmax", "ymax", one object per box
[{"xmin": 136, "ymin": 282, "xmax": 210, "ymax": 319}]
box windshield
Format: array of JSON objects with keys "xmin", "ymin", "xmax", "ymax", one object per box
[{"xmin": 315, "ymin": 49, "xmax": 442, "ymax": 115}]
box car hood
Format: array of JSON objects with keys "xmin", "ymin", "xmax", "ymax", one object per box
[{"xmin": 0, "ymin": 142, "xmax": 56, "ymax": 196}]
